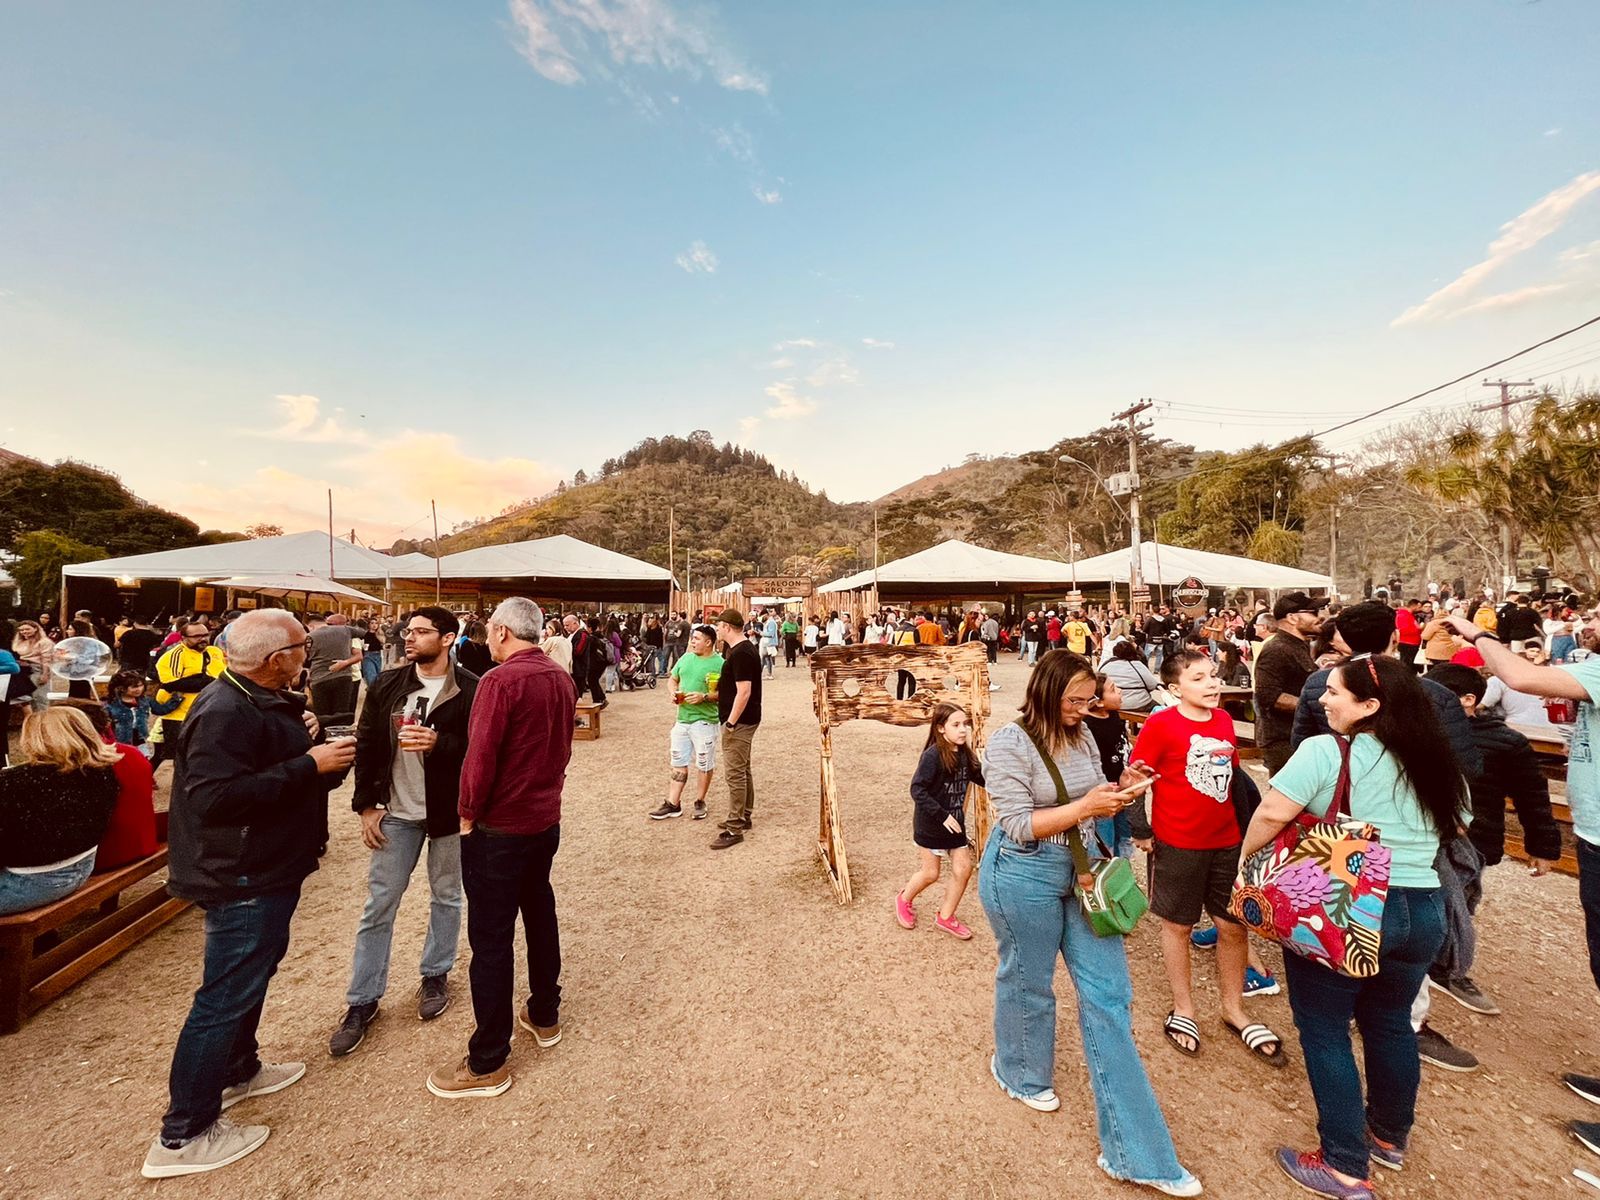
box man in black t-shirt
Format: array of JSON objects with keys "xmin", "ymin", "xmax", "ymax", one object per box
[{"xmin": 710, "ymin": 607, "xmax": 762, "ymax": 850}]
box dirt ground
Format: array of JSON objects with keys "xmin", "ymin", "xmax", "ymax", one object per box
[{"xmin": 1, "ymin": 655, "xmax": 1596, "ymax": 1199}]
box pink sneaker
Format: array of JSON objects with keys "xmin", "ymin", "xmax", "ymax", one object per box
[
  {"xmin": 895, "ymin": 892, "xmax": 916, "ymax": 929},
  {"xmin": 935, "ymin": 914, "xmax": 972, "ymax": 940}
]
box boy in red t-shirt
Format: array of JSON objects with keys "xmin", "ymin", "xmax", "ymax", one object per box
[{"xmin": 1127, "ymin": 650, "xmax": 1283, "ymax": 1065}]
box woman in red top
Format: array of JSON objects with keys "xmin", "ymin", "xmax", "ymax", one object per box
[
  {"xmin": 56, "ymin": 699, "xmax": 158, "ymax": 870},
  {"xmin": 1127, "ymin": 651, "xmax": 1284, "ymax": 1067}
]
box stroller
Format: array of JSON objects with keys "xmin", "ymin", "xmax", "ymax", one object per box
[{"xmin": 617, "ymin": 645, "xmax": 658, "ymax": 690}]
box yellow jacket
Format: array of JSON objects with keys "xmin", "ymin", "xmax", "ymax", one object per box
[{"xmin": 155, "ymin": 643, "xmax": 227, "ymax": 721}]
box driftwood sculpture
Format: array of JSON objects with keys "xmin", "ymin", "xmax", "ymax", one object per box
[{"xmin": 810, "ymin": 642, "xmax": 992, "ymax": 904}]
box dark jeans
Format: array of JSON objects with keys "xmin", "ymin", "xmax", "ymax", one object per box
[
  {"xmin": 1580, "ymin": 837, "xmax": 1600, "ymax": 994},
  {"xmin": 161, "ymin": 885, "xmax": 301, "ymax": 1143},
  {"xmin": 585, "ymin": 664, "xmax": 606, "ymax": 705},
  {"xmin": 463, "ymin": 824, "xmax": 561, "ymax": 1075},
  {"xmin": 983, "ymin": 638, "xmax": 998, "ymax": 664},
  {"xmin": 309, "ymin": 675, "xmax": 356, "ymax": 720},
  {"xmin": 784, "ymin": 636, "xmax": 799, "ymax": 667},
  {"xmin": 1283, "ymin": 885, "xmax": 1445, "ymax": 1179}
]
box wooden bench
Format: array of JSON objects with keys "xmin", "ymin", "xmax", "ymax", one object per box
[
  {"xmin": 0, "ymin": 823, "xmax": 191, "ymax": 1034},
  {"xmin": 574, "ymin": 702, "xmax": 602, "ymax": 741}
]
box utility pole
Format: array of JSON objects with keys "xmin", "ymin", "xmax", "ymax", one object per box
[
  {"xmin": 668, "ymin": 506, "xmax": 675, "ymax": 614},
  {"xmin": 1477, "ymin": 379, "xmax": 1537, "ymax": 593},
  {"xmin": 1113, "ymin": 400, "xmax": 1154, "ymax": 606}
]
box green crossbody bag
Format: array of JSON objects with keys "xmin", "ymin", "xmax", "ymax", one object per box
[{"xmin": 1016, "ymin": 720, "xmax": 1149, "ymax": 937}]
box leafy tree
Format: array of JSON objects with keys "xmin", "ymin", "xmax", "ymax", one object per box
[
  {"xmin": 1156, "ymin": 437, "xmax": 1319, "ymax": 555},
  {"xmin": 1246, "ymin": 520, "xmax": 1303, "ymax": 566},
  {"xmin": 12, "ymin": 531, "xmax": 106, "ymax": 613},
  {"xmin": 0, "ymin": 459, "xmax": 198, "ymax": 556}
]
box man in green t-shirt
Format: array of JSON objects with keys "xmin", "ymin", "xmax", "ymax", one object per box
[{"xmin": 648, "ymin": 625, "xmax": 724, "ymax": 820}]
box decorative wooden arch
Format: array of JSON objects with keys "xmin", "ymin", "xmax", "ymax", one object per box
[{"xmin": 810, "ymin": 642, "xmax": 993, "ymax": 904}]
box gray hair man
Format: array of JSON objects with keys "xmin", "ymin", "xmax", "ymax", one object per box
[
  {"xmin": 427, "ymin": 597, "xmax": 578, "ymax": 1099},
  {"xmin": 143, "ymin": 611, "xmax": 356, "ymax": 1178}
]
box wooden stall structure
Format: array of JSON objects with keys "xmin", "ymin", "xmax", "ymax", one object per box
[{"xmin": 810, "ymin": 642, "xmax": 992, "ymax": 904}]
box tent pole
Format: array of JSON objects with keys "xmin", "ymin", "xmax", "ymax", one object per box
[
  {"xmin": 431, "ymin": 499, "xmax": 441, "ymax": 603},
  {"xmin": 327, "ymin": 490, "xmax": 336, "ymax": 579}
]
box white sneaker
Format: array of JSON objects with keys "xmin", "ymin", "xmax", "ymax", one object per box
[
  {"xmin": 220, "ymin": 1061, "xmax": 306, "ymax": 1110},
  {"xmin": 141, "ymin": 1117, "xmax": 270, "ymax": 1178},
  {"xmin": 1099, "ymin": 1157, "xmax": 1204, "ymax": 1197},
  {"xmin": 990, "ymin": 1054, "xmax": 1059, "ymax": 1112}
]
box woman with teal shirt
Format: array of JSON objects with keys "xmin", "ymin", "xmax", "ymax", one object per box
[{"xmin": 1242, "ymin": 655, "xmax": 1465, "ymax": 1199}]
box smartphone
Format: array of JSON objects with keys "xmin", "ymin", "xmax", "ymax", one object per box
[{"xmin": 1115, "ymin": 775, "xmax": 1156, "ymax": 805}]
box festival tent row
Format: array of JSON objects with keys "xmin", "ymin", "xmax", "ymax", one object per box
[
  {"xmin": 60, "ymin": 530, "xmax": 678, "ymax": 618},
  {"xmin": 1068, "ymin": 542, "xmax": 1334, "ymax": 592},
  {"xmin": 817, "ymin": 539, "xmax": 1087, "ymax": 600}
]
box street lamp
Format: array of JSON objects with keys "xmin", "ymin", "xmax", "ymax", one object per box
[{"xmin": 1057, "ymin": 455, "xmax": 1140, "ymax": 607}]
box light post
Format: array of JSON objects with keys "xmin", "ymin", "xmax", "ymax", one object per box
[{"xmin": 1058, "ymin": 455, "xmax": 1139, "ymax": 605}]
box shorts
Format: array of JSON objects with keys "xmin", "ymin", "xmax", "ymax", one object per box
[
  {"xmin": 1148, "ymin": 840, "xmax": 1241, "ymax": 926},
  {"xmin": 670, "ymin": 720, "xmax": 718, "ymax": 773}
]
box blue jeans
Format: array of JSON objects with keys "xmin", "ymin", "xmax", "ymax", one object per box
[
  {"xmin": 346, "ymin": 817, "xmax": 461, "ymax": 1006},
  {"xmin": 1579, "ymin": 838, "xmax": 1600, "ymax": 994},
  {"xmin": 463, "ymin": 824, "xmax": 561, "ymax": 1075},
  {"xmin": 1094, "ymin": 812, "xmax": 1136, "ymax": 860},
  {"xmin": 361, "ymin": 651, "xmax": 382, "ymax": 688},
  {"xmin": 1282, "ymin": 885, "xmax": 1445, "ymax": 1178},
  {"xmin": 978, "ymin": 829, "xmax": 1190, "ymax": 1186},
  {"xmin": 1025, "ymin": 640, "xmax": 1039, "ymax": 665},
  {"xmin": 161, "ymin": 885, "xmax": 301, "ymax": 1143},
  {"xmin": 0, "ymin": 855, "xmax": 95, "ymax": 915}
]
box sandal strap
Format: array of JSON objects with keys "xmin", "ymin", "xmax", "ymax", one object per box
[
  {"xmin": 1237, "ymin": 1023, "xmax": 1279, "ymax": 1050},
  {"xmin": 1164, "ymin": 1013, "xmax": 1200, "ymax": 1038}
]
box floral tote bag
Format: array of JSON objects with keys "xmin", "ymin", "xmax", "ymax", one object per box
[{"xmin": 1229, "ymin": 735, "xmax": 1391, "ymax": 978}]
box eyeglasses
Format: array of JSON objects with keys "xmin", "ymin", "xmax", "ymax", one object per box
[
  {"xmin": 270, "ymin": 638, "xmax": 314, "ymax": 656},
  {"xmin": 1062, "ymin": 693, "xmax": 1098, "ymax": 709},
  {"xmin": 402, "ymin": 627, "xmax": 440, "ymax": 639},
  {"xmin": 183, "ymin": 633, "xmax": 209, "ymax": 640}
]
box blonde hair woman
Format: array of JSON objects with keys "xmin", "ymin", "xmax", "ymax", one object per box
[
  {"xmin": 11, "ymin": 619, "xmax": 54, "ymax": 713},
  {"xmin": 0, "ymin": 707, "xmax": 120, "ymax": 914}
]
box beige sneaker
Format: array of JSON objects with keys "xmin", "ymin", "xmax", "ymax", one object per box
[
  {"xmin": 141, "ymin": 1117, "xmax": 270, "ymax": 1178},
  {"xmin": 426, "ymin": 1057, "xmax": 511, "ymax": 1099},
  {"xmin": 221, "ymin": 1061, "xmax": 306, "ymax": 1110},
  {"xmin": 518, "ymin": 1011, "xmax": 562, "ymax": 1047}
]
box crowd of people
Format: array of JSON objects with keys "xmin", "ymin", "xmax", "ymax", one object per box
[{"xmin": 2, "ymin": 578, "xmax": 1599, "ymax": 1194}]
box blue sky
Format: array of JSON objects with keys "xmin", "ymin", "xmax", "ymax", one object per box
[{"xmin": 2, "ymin": 1, "xmax": 1598, "ymax": 544}]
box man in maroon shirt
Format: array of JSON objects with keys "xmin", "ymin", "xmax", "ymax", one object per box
[{"xmin": 427, "ymin": 597, "xmax": 576, "ymax": 1100}]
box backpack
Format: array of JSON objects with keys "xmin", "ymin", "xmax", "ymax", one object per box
[{"xmin": 601, "ymin": 636, "xmax": 617, "ymax": 666}]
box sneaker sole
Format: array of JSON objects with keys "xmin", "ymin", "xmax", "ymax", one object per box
[
  {"xmin": 935, "ymin": 924, "xmax": 972, "ymax": 940},
  {"xmin": 691, "ymin": 809, "xmax": 708, "ymax": 820},
  {"xmin": 1369, "ymin": 1152, "xmax": 1403, "ymax": 1173},
  {"xmin": 1244, "ymin": 982, "xmax": 1282, "ymax": 997},
  {"xmin": 648, "ymin": 809, "xmax": 683, "ymax": 821},
  {"xmin": 517, "ymin": 1013, "xmax": 562, "ymax": 1046},
  {"xmin": 1428, "ymin": 975, "xmax": 1500, "ymax": 1016},
  {"xmin": 990, "ymin": 1055, "xmax": 1060, "ymax": 1112},
  {"xmin": 1576, "ymin": 1127, "xmax": 1600, "ymax": 1158},
  {"xmin": 418, "ymin": 996, "xmax": 450, "ymax": 1021},
  {"xmin": 426, "ymin": 1076, "xmax": 512, "ymax": 1099},
  {"xmin": 1419, "ymin": 1051, "xmax": 1479, "ymax": 1073},
  {"xmin": 1275, "ymin": 1153, "xmax": 1374, "ymax": 1199},
  {"xmin": 221, "ymin": 1063, "xmax": 307, "ymax": 1110},
  {"xmin": 141, "ymin": 1128, "xmax": 270, "ymax": 1177},
  {"xmin": 1568, "ymin": 1080, "xmax": 1600, "ymax": 1107}
]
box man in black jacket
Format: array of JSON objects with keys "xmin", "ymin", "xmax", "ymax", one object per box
[
  {"xmin": 143, "ymin": 611, "xmax": 355, "ymax": 1179},
  {"xmin": 328, "ymin": 606, "xmax": 478, "ymax": 1056}
]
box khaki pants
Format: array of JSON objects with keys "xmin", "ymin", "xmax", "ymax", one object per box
[{"xmin": 720, "ymin": 723, "xmax": 757, "ymax": 831}]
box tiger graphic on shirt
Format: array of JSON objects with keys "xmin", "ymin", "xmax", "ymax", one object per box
[{"xmin": 1184, "ymin": 734, "xmax": 1234, "ymax": 802}]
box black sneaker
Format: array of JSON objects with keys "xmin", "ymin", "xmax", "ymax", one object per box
[
  {"xmin": 1574, "ymin": 1120, "xmax": 1600, "ymax": 1158},
  {"xmin": 1417, "ymin": 1023, "xmax": 1479, "ymax": 1073},
  {"xmin": 417, "ymin": 975, "xmax": 450, "ymax": 1021},
  {"xmin": 329, "ymin": 1002, "xmax": 379, "ymax": 1057},
  {"xmin": 691, "ymin": 801, "xmax": 708, "ymax": 820},
  {"xmin": 648, "ymin": 802, "xmax": 682, "ymax": 821},
  {"xmin": 1567, "ymin": 1073, "xmax": 1600, "ymax": 1106},
  {"xmin": 1432, "ymin": 972, "xmax": 1500, "ymax": 1016},
  {"xmin": 710, "ymin": 830, "xmax": 744, "ymax": 850}
]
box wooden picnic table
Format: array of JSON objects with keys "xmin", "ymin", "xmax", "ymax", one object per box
[
  {"xmin": 1503, "ymin": 722, "xmax": 1574, "ymax": 876},
  {"xmin": 1120, "ymin": 707, "xmax": 1260, "ymax": 760}
]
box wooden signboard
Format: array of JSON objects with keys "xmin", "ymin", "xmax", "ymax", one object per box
[
  {"xmin": 810, "ymin": 642, "xmax": 992, "ymax": 904},
  {"xmin": 1174, "ymin": 575, "xmax": 1208, "ymax": 615},
  {"xmin": 742, "ymin": 576, "xmax": 814, "ymax": 598}
]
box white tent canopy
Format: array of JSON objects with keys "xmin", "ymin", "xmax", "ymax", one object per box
[
  {"xmin": 207, "ymin": 574, "xmax": 388, "ymax": 605},
  {"xmin": 62, "ymin": 530, "xmax": 430, "ymax": 583},
  {"xmin": 432, "ymin": 534, "xmax": 673, "ymax": 584},
  {"xmin": 1069, "ymin": 542, "xmax": 1333, "ymax": 591},
  {"xmin": 817, "ymin": 540, "xmax": 1086, "ymax": 595}
]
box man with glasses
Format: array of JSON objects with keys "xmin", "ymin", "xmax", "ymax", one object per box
[
  {"xmin": 1253, "ymin": 592, "xmax": 1323, "ymax": 775},
  {"xmin": 153, "ymin": 620, "xmax": 227, "ymax": 767},
  {"xmin": 142, "ymin": 611, "xmax": 356, "ymax": 1178},
  {"xmin": 328, "ymin": 607, "xmax": 479, "ymax": 1057}
]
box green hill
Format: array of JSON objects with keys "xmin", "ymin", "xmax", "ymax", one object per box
[{"xmin": 420, "ymin": 433, "xmax": 872, "ymax": 589}]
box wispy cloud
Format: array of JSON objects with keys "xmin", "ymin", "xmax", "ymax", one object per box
[
  {"xmin": 506, "ymin": 0, "xmax": 767, "ymax": 94},
  {"xmin": 252, "ymin": 394, "xmax": 372, "ymax": 445},
  {"xmin": 1392, "ymin": 170, "xmax": 1600, "ymax": 326},
  {"xmin": 198, "ymin": 396, "xmax": 561, "ymax": 541},
  {"xmin": 861, "ymin": 337, "xmax": 895, "ymax": 350},
  {"xmin": 805, "ymin": 358, "xmax": 859, "ymax": 388},
  {"xmin": 1544, "ymin": 127, "xmax": 1562, "ymax": 138},
  {"xmin": 774, "ymin": 337, "xmax": 816, "ymax": 349},
  {"xmin": 763, "ymin": 381, "xmax": 817, "ymax": 420},
  {"xmin": 674, "ymin": 240, "xmax": 718, "ymax": 274},
  {"xmin": 751, "ymin": 185, "xmax": 782, "ymax": 205}
]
